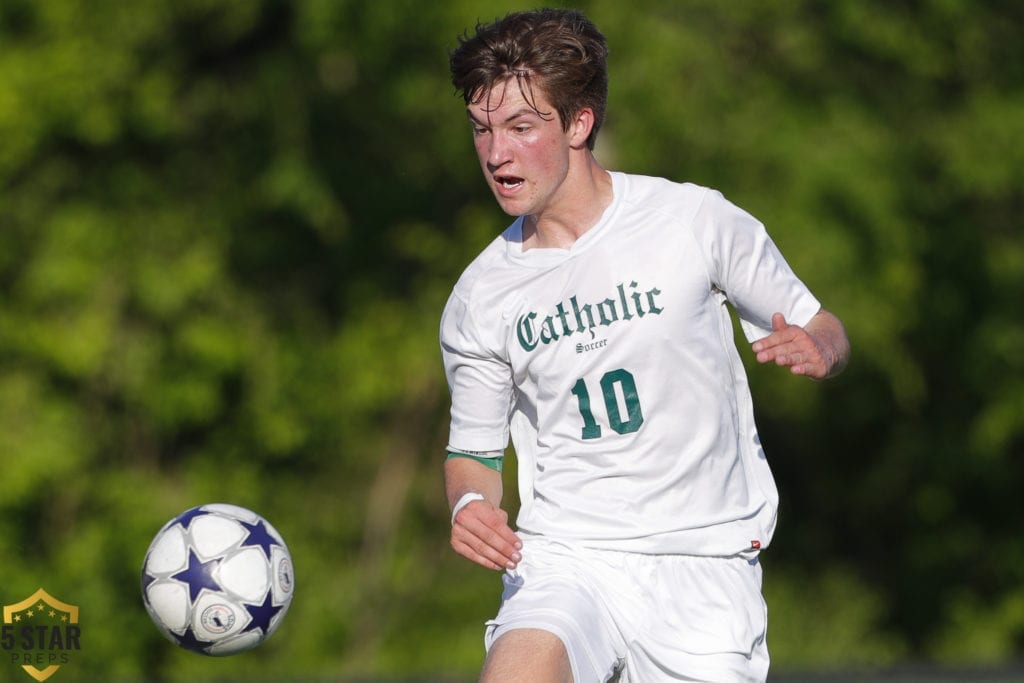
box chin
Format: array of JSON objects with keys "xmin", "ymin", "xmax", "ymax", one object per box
[{"xmin": 493, "ymin": 196, "xmax": 529, "ymax": 217}]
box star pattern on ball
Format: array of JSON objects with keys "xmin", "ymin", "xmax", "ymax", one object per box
[
  {"xmin": 173, "ymin": 624, "xmax": 214, "ymax": 653},
  {"xmin": 172, "ymin": 549, "xmax": 222, "ymax": 602},
  {"xmin": 172, "ymin": 506, "xmax": 211, "ymax": 530},
  {"xmin": 240, "ymin": 519, "xmax": 281, "ymax": 559},
  {"xmin": 242, "ymin": 593, "xmax": 282, "ymax": 636}
]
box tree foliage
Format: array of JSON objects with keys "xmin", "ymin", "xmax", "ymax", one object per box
[{"xmin": 0, "ymin": 0, "xmax": 1021, "ymax": 679}]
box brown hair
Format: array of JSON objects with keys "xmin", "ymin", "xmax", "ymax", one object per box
[{"xmin": 449, "ymin": 9, "xmax": 609, "ymax": 150}]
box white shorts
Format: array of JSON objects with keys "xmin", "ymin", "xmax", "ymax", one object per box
[{"xmin": 483, "ymin": 536, "xmax": 769, "ymax": 682}]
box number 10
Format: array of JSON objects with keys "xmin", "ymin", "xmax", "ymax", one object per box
[{"xmin": 570, "ymin": 368, "xmax": 644, "ymax": 440}]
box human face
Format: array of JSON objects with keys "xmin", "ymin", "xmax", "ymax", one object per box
[{"xmin": 466, "ymin": 78, "xmax": 575, "ymax": 218}]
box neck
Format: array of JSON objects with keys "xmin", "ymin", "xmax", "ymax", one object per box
[{"xmin": 523, "ymin": 155, "xmax": 612, "ymax": 250}]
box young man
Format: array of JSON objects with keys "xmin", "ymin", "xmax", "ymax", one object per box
[{"xmin": 441, "ymin": 9, "xmax": 849, "ymax": 682}]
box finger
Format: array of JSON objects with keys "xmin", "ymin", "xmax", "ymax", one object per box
[
  {"xmin": 454, "ymin": 504, "xmax": 522, "ymax": 550},
  {"xmin": 775, "ymin": 352, "xmax": 796, "ymax": 367},
  {"xmin": 487, "ymin": 512, "xmax": 523, "ymax": 550},
  {"xmin": 759, "ymin": 325, "xmax": 816, "ymax": 357},
  {"xmin": 754, "ymin": 315, "xmax": 832, "ymax": 379},
  {"xmin": 451, "ymin": 527, "xmax": 522, "ymax": 570},
  {"xmin": 756, "ymin": 341, "xmax": 799, "ymax": 364},
  {"xmin": 452, "ymin": 514, "xmax": 522, "ymax": 567},
  {"xmin": 752, "ymin": 317, "xmax": 797, "ymax": 355},
  {"xmin": 764, "ymin": 339, "xmax": 814, "ymax": 368},
  {"xmin": 791, "ymin": 356, "xmax": 828, "ymax": 379},
  {"xmin": 788, "ymin": 344, "xmax": 830, "ymax": 377},
  {"xmin": 451, "ymin": 543, "xmax": 506, "ymax": 571},
  {"xmin": 451, "ymin": 537, "xmax": 513, "ymax": 571}
]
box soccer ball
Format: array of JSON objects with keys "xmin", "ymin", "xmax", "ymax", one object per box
[{"xmin": 141, "ymin": 503, "xmax": 295, "ymax": 656}]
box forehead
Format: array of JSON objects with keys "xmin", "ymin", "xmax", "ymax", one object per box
[{"xmin": 467, "ymin": 77, "xmax": 553, "ymax": 120}]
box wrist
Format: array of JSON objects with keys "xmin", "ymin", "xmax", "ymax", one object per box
[{"xmin": 450, "ymin": 491, "xmax": 485, "ymax": 525}]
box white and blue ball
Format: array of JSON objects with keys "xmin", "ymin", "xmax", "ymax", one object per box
[{"xmin": 141, "ymin": 503, "xmax": 294, "ymax": 656}]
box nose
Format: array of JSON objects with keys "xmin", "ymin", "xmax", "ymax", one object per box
[{"xmin": 485, "ymin": 131, "xmax": 512, "ymax": 172}]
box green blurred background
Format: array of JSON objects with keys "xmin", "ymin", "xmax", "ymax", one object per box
[{"xmin": 1, "ymin": 0, "xmax": 1022, "ymax": 680}]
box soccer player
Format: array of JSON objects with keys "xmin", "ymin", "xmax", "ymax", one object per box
[{"xmin": 440, "ymin": 9, "xmax": 850, "ymax": 682}]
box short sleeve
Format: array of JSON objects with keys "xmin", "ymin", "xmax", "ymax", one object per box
[
  {"xmin": 439, "ymin": 289, "xmax": 515, "ymax": 452},
  {"xmin": 693, "ymin": 189, "xmax": 821, "ymax": 342}
]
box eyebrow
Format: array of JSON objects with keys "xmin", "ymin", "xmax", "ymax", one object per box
[{"xmin": 466, "ymin": 107, "xmax": 542, "ymax": 127}]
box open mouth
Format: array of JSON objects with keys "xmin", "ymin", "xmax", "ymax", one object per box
[{"xmin": 495, "ymin": 175, "xmax": 524, "ymax": 190}]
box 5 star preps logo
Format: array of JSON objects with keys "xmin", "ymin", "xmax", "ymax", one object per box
[{"xmin": 2, "ymin": 589, "xmax": 80, "ymax": 681}]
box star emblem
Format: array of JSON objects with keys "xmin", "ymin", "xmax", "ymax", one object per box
[
  {"xmin": 172, "ymin": 506, "xmax": 211, "ymax": 530},
  {"xmin": 173, "ymin": 624, "xmax": 215, "ymax": 654},
  {"xmin": 242, "ymin": 593, "xmax": 282, "ymax": 636},
  {"xmin": 172, "ymin": 549, "xmax": 222, "ymax": 602},
  {"xmin": 240, "ymin": 520, "xmax": 280, "ymax": 559}
]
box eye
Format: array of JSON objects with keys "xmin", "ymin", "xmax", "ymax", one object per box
[{"xmin": 514, "ymin": 125, "xmax": 531, "ymax": 134}]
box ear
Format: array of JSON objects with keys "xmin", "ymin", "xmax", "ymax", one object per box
[{"xmin": 568, "ymin": 107, "xmax": 595, "ymax": 150}]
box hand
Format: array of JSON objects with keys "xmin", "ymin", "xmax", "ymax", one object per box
[
  {"xmin": 450, "ymin": 499, "xmax": 523, "ymax": 571},
  {"xmin": 752, "ymin": 312, "xmax": 834, "ymax": 379}
]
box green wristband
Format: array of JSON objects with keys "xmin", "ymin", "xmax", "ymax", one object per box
[{"xmin": 446, "ymin": 451, "xmax": 503, "ymax": 472}]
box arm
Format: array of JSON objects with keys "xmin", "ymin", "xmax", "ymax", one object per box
[
  {"xmin": 751, "ymin": 308, "xmax": 850, "ymax": 379},
  {"xmin": 446, "ymin": 456, "xmax": 522, "ymax": 571}
]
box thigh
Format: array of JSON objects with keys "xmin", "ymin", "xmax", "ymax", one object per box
[
  {"xmin": 482, "ymin": 628, "xmax": 572, "ymax": 683},
  {"xmin": 484, "ymin": 539, "xmax": 624, "ymax": 683},
  {"xmin": 621, "ymin": 555, "xmax": 769, "ymax": 682}
]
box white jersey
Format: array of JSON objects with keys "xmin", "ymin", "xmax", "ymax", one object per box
[{"xmin": 441, "ymin": 172, "xmax": 821, "ymax": 556}]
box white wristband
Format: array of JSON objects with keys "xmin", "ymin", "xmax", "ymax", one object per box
[{"xmin": 451, "ymin": 492, "xmax": 485, "ymax": 525}]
